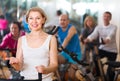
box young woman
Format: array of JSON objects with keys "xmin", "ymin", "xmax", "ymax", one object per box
[
  {"xmin": 8, "ymin": 7, "xmax": 58, "ymax": 81},
  {"xmin": 0, "ymin": 21, "xmax": 25, "ymax": 57}
]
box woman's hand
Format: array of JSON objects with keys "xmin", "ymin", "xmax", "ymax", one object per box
[
  {"xmin": 5, "ymin": 57, "xmax": 20, "ymax": 70},
  {"xmin": 6, "ymin": 57, "xmax": 19, "ymax": 64},
  {"xmin": 84, "ymin": 38, "xmax": 90, "ymax": 44},
  {"xmin": 36, "ymin": 65, "xmax": 47, "ymax": 74}
]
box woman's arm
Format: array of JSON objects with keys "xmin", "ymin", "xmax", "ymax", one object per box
[
  {"xmin": 84, "ymin": 26, "xmax": 99, "ymax": 43},
  {"xmin": 46, "ymin": 35, "xmax": 58, "ymax": 73},
  {"xmin": 36, "ymin": 35, "xmax": 58, "ymax": 74},
  {"xmin": 9, "ymin": 37, "xmax": 23, "ymax": 71}
]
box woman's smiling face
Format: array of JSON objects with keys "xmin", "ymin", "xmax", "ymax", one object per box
[
  {"xmin": 27, "ymin": 11, "xmax": 45, "ymax": 31},
  {"xmin": 10, "ymin": 23, "xmax": 20, "ymax": 36}
]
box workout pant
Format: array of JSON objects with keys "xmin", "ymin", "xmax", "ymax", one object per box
[
  {"xmin": 60, "ymin": 51, "xmax": 82, "ymax": 64},
  {"xmin": 94, "ymin": 49, "xmax": 117, "ymax": 81}
]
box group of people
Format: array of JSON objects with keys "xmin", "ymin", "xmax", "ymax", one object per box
[
  {"xmin": 81, "ymin": 11, "xmax": 117, "ymax": 81},
  {"xmin": 0, "ymin": 6, "xmax": 118, "ymax": 81}
]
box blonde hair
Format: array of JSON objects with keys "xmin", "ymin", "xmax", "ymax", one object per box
[
  {"xmin": 84, "ymin": 16, "xmax": 96, "ymax": 28},
  {"xmin": 26, "ymin": 7, "xmax": 47, "ymax": 26}
]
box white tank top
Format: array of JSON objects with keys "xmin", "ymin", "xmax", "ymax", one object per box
[{"xmin": 20, "ymin": 35, "xmax": 53, "ymax": 81}]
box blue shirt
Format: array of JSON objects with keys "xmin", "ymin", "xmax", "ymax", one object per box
[{"xmin": 58, "ymin": 24, "xmax": 82, "ymax": 64}]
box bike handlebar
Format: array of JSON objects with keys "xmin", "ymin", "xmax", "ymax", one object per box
[
  {"xmin": 21, "ymin": 73, "xmax": 42, "ymax": 80},
  {"xmin": 85, "ymin": 38, "xmax": 106, "ymax": 46},
  {"xmin": 0, "ymin": 48, "xmax": 16, "ymax": 51},
  {"xmin": 38, "ymin": 73, "xmax": 42, "ymax": 81},
  {"xmin": 46, "ymin": 25, "xmax": 59, "ymax": 35},
  {"xmin": 60, "ymin": 46, "xmax": 89, "ymax": 66}
]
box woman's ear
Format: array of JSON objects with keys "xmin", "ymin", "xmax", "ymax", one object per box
[{"xmin": 42, "ymin": 17, "xmax": 46, "ymax": 24}]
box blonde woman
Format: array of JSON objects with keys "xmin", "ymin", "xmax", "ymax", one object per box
[
  {"xmin": 79, "ymin": 16, "xmax": 98, "ymax": 62},
  {"xmin": 8, "ymin": 7, "xmax": 58, "ymax": 81}
]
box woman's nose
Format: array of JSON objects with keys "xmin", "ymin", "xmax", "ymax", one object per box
[{"xmin": 32, "ymin": 18, "xmax": 37, "ymax": 23}]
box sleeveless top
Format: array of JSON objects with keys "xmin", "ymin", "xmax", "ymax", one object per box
[
  {"xmin": 20, "ymin": 35, "xmax": 53, "ymax": 81},
  {"xmin": 58, "ymin": 24, "xmax": 81, "ymax": 54}
]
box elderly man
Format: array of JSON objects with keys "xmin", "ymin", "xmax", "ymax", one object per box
[{"xmin": 57, "ymin": 14, "xmax": 82, "ymax": 81}]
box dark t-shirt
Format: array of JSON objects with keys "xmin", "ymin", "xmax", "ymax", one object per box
[{"xmin": 81, "ymin": 27, "xmax": 99, "ymax": 49}]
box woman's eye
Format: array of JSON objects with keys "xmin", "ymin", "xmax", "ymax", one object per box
[
  {"xmin": 28, "ymin": 17, "xmax": 40, "ymax": 20},
  {"xmin": 37, "ymin": 18, "xmax": 40, "ymax": 19},
  {"xmin": 28, "ymin": 17, "xmax": 33, "ymax": 20}
]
